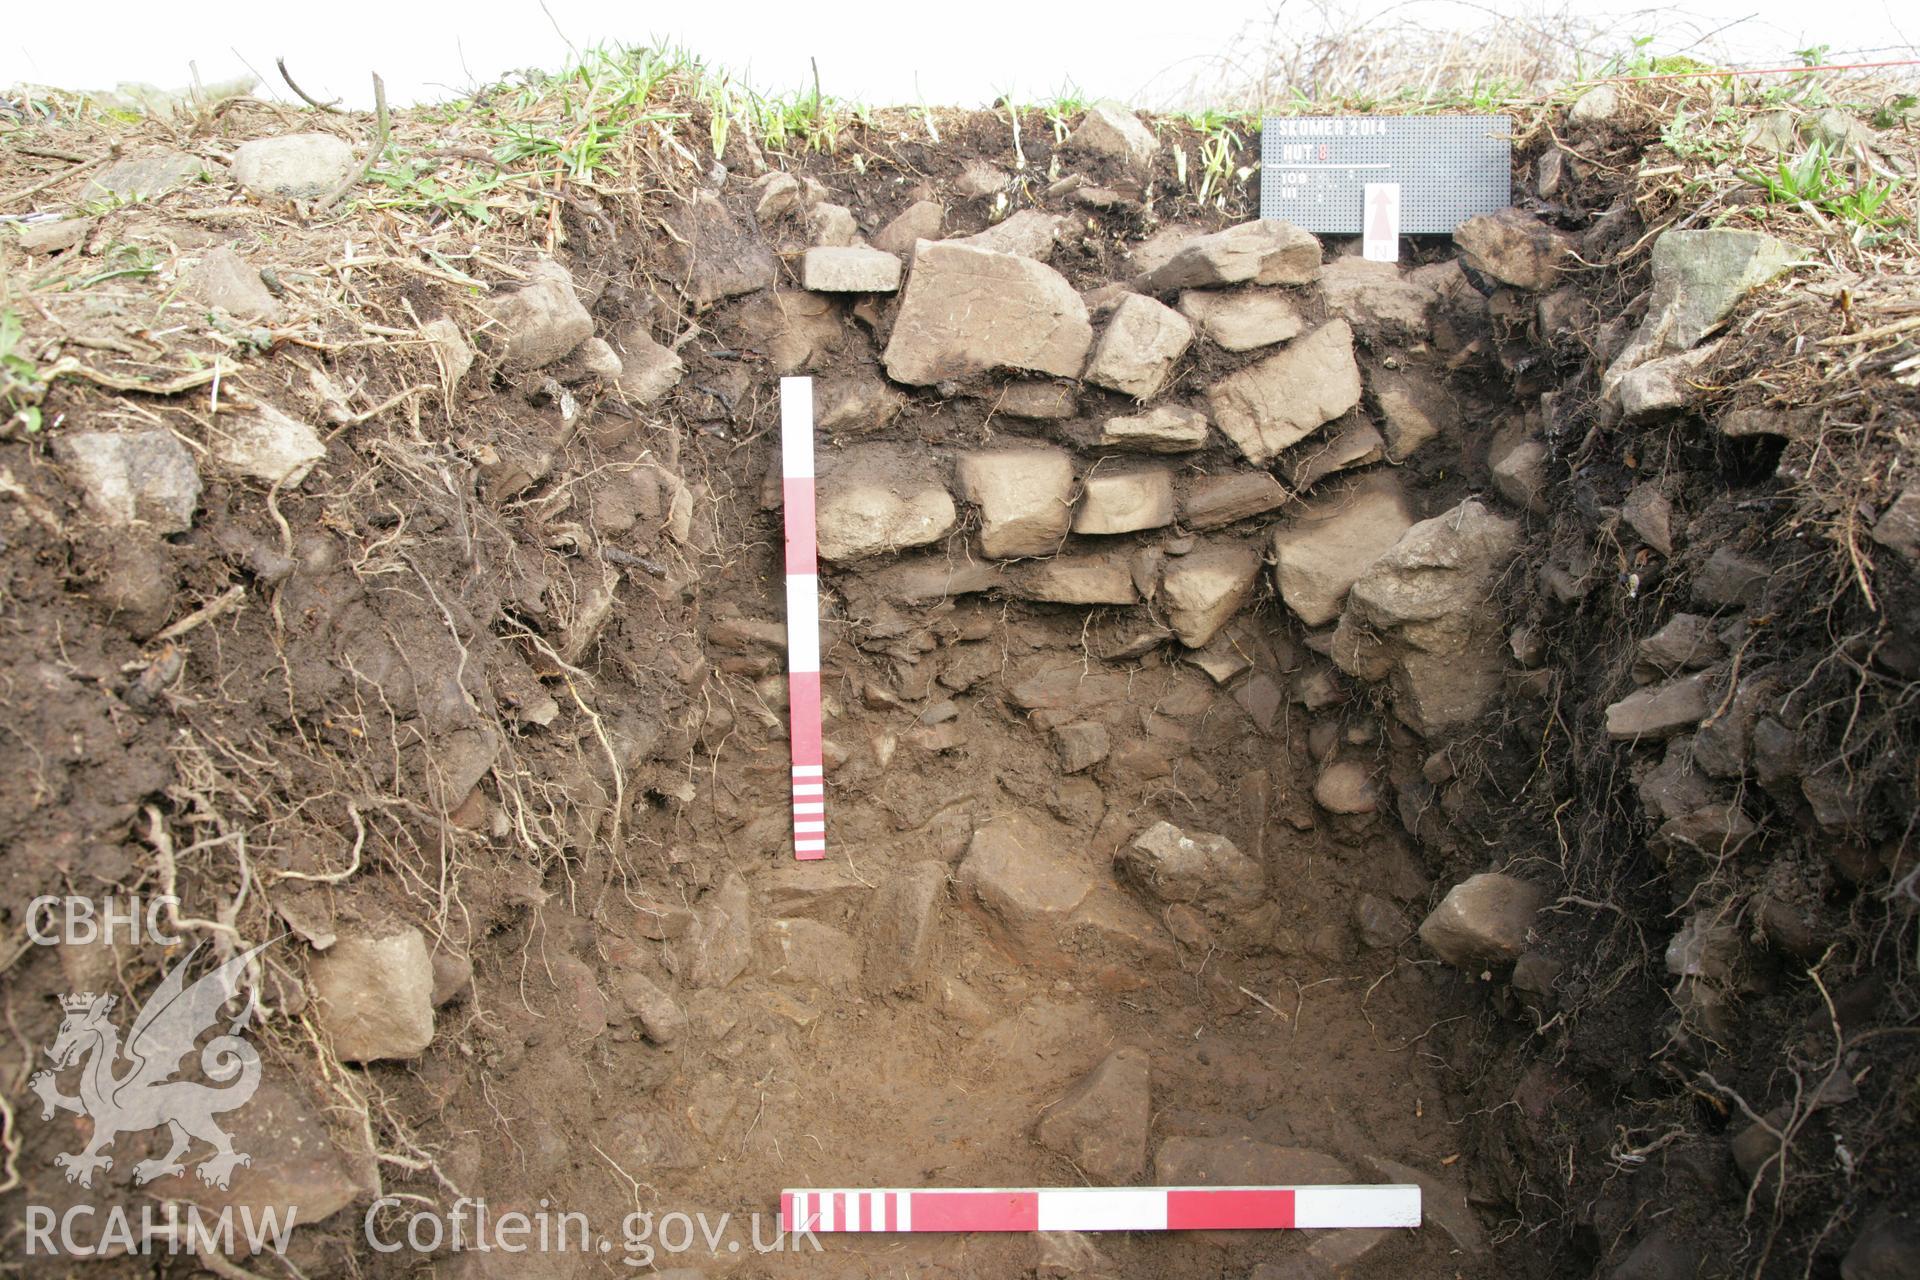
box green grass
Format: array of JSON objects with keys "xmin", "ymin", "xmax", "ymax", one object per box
[
  {"xmin": 361, "ymin": 161, "xmax": 524, "ymax": 224},
  {"xmin": 0, "ymin": 308, "xmax": 47, "ymax": 435},
  {"xmin": 1744, "ymin": 141, "xmax": 1907, "ymax": 240}
]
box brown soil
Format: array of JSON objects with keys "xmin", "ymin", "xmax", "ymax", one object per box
[{"xmin": 1, "ymin": 72, "xmax": 1915, "ymax": 1280}]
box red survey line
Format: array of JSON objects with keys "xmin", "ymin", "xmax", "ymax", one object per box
[
  {"xmin": 779, "ymin": 1185, "xmax": 1421, "ymax": 1233},
  {"xmin": 780, "ymin": 377, "xmax": 825, "ymax": 861}
]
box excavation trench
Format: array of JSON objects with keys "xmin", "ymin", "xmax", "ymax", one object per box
[{"xmin": 2, "ymin": 86, "xmax": 1915, "ymax": 1280}]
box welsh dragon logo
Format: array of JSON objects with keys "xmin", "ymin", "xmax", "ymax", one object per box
[{"xmin": 30, "ymin": 940, "xmax": 271, "ymax": 1190}]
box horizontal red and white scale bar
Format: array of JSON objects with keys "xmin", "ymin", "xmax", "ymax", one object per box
[
  {"xmin": 780, "ymin": 376, "xmax": 826, "ymax": 861},
  {"xmin": 779, "ymin": 1185, "xmax": 1420, "ymax": 1234}
]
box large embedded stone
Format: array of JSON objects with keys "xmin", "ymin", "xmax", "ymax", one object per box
[
  {"xmin": 1010, "ymin": 553, "xmax": 1138, "ymax": 605},
  {"xmin": 1453, "ymin": 208, "xmax": 1573, "ymax": 290},
  {"xmin": 1136, "ymin": 220, "xmax": 1322, "ymax": 293},
  {"xmin": 872, "ymin": 200, "xmax": 944, "ymax": 255},
  {"xmin": 1871, "ymin": 487, "xmax": 1920, "ymax": 561},
  {"xmin": 1083, "ymin": 293, "xmax": 1192, "ymax": 399},
  {"xmin": 1181, "ymin": 472, "xmax": 1288, "ymax": 530},
  {"xmin": 1373, "ymin": 369, "xmax": 1453, "ymax": 461},
  {"xmin": 1119, "ymin": 820, "xmax": 1264, "ymax": 914},
  {"xmin": 816, "ymin": 373, "xmax": 905, "ymax": 434},
  {"xmin": 815, "ymin": 447, "xmax": 957, "ymax": 562},
  {"xmin": 1622, "ymin": 229, "xmax": 1801, "ymax": 357},
  {"xmin": 1331, "ymin": 499, "xmax": 1520, "ymax": 734},
  {"xmin": 611, "ymin": 324, "xmax": 685, "ymax": 405},
  {"xmin": 1492, "ymin": 438, "xmax": 1550, "ymax": 513},
  {"xmin": 1066, "ymin": 103, "xmax": 1160, "ymax": 172},
  {"xmin": 883, "ymin": 242, "xmax": 1092, "ymax": 385},
  {"xmin": 1073, "ymin": 468, "xmax": 1175, "ymax": 535},
  {"xmin": 483, "ymin": 258, "xmax": 593, "ymax": 370},
  {"xmin": 1205, "ymin": 320, "xmax": 1362, "ymax": 463},
  {"xmin": 860, "ymin": 861, "xmax": 947, "ymax": 994},
  {"xmin": 665, "ymin": 872, "xmax": 753, "ymax": 988},
  {"xmin": 1286, "ymin": 417, "xmax": 1384, "ymax": 491},
  {"xmin": 1314, "ymin": 759, "xmax": 1378, "ymax": 814},
  {"xmin": 310, "ymin": 929, "xmax": 436, "ymax": 1062},
  {"xmin": 735, "ymin": 289, "xmax": 845, "ymax": 374},
  {"xmin": 992, "ymin": 380, "xmax": 1078, "ymax": 420},
  {"xmin": 53, "ymin": 430, "xmax": 202, "ymax": 533},
  {"xmin": 1270, "ymin": 476, "xmax": 1413, "ymax": 626},
  {"xmin": 1096, "ymin": 404, "xmax": 1210, "ymax": 453},
  {"xmin": 1419, "ymin": 873, "xmax": 1544, "ymax": 968},
  {"xmin": 801, "ymin": 245, "xmax": 902, "ymax": 292},
  {"xmin": 211, "ymin": 403, "xmax": 326, "ymax": 487},
  {"xmin": 951, "ymin": 210, "xmax": 1064, "ymax": 260},
  {"xmin": 1617, "ymin": 345, "xmax": 1720, "ymax": 421},
  {"xmin": 1605, "ymin": 670, "xmax": 1718, "ymax": 741},
  {"xmin": 1177, "ymin": 289, "xmax": 1304, "ymax": 351},
  {"xmin": 1318, "ymin": 257, "xmax": 1441, "ymax": 338},
  {"xmin": 231, "ymin": 133, "xmax": 355, "ymax": 199},
  {"xmin": 957, "ymin": 818, "xmax": 1094, "ymax": 964},
  {"xmin": 1155, "ymin": 1136, "xmax": 1350, "ymax": 1187},
  {"xmin": 81, "ymin": 150, "xmax": 203, "ymax": 202},
  {"xmin": 956, "ymin": 447, "xmax": 1076, "ymax": 558},
  {"xmin": 1161, "ymin": 541, "xmax": 1263, "ymax": 648},
  {"xmin": 664, "ymin": 193, "xmax": 778, "ymax": 308},
  {"xmin": 188, "ymin": 246, "xmax": 281, "ymax": 321},
  {"xmin": 154, "ymin": 1076, "xmax": 374, "ymax": 1236}
]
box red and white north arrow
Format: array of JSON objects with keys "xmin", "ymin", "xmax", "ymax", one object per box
[{"xmin": 780, "ymin": 1184, "xmax": 1421, "ymax": 1233}]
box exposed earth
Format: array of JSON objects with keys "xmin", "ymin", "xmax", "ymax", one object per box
[{"xmin": 0, "ymin": 65, "xmax": 1916, "ymax": 1280}]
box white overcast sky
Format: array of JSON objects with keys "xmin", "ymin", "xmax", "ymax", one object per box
[{"xmin": 4, "ymin": 0, "xmax": 1915, "ymax": 110}]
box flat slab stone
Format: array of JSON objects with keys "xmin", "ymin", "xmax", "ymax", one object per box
[
  {"xmin": 1096, "ymin": 404, "xmax": 1211, "ymax": 453},
  {"xmin": 1155, "ymin": 1136, "xmax": 1351, "ymax": 1186},
  {"xmin": 950, "ymin": 209, "xmax": 1064, "ymax": 260},
  {"xmin": 1181, "ymin": 471, "xmax": 1288, "ymax": 529},
  {"xmin": 1010, "ymin": 553, "xmax": 1138, "ymax": 605},
  {"xmin": 883, "ymin": 241, "xmax": 1092, "ymax": 385},
  {"xmin": 1178, "ymin": 289, "xmax": 1304, "ymax": 351},
  {"xmin": 1205, "ymin": 320, "xmax": 1362, "ymax": 463},
  {"xmin": 1136, "ymin": 220, "xmax": 1322, "ymax": 293},
  {"xmin": 81, "ymin": 150, "xmax": 204, "ymax": 202},
  {"xmin": 1605, "ymin": 670, "xmax": 1718, "ymax": 741},
  {"xmin": 1073, "ymin": 468, "xmax": 1175, "ymax": 535},
  {"xmin": 801, "ymin": 245, "xmax": 902, "ymax": 292}
]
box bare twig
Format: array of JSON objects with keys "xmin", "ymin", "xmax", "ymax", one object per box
[
  {"xmin": 276, "ymin": 57, "xmax": 344, "ymax": 113},
  {"xmin": 320, "ymin": 73, "xmax": 389, "ymax": 209}
]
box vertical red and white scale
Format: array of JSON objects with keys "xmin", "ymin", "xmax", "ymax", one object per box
[{"xmin": 780, "ymin": 377, "xmax": 827, "ymax": 860}]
